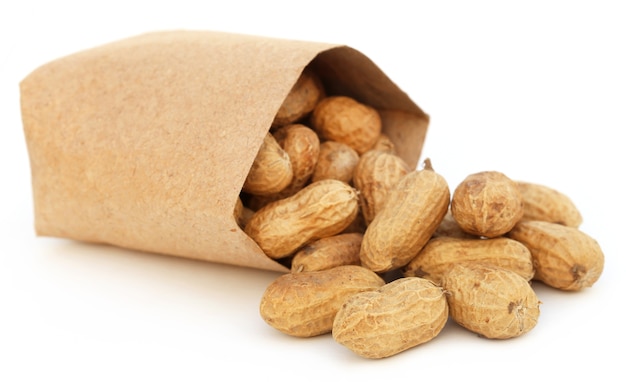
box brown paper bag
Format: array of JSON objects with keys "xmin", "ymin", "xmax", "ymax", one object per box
[{"xmin": 20, "ymin": 30, "xmax": 429, "ymax": 272}]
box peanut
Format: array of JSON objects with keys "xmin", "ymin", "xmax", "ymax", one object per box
[
  {"xmin": 432, "ymin": 210, "xmax": 477, "ymax": 239},
  {"xmin": 332, "ymin": 277, "xmax": 448, "ymax": 359},
  {"xmin": 291, "ymin": 232, "xmax": 363, "ymax": 273},
  {"xmin": 360, "ymin": 161, "xmax": 450, "ymax": 273},
  {"xmin": 451, "ymin": 171, "xmax": 524, "ymax": 238},
  {"xmin": 259, "ymin": 265, "xmax": 385, "ymax": 337},
  {"xmin": 311, "ymin": 140, "xmax": 360, "ymax": 184},
  {"xmin": 242, "ymin": 132, "xmax": 293, "ymax": 196},
  {"xmin": 516, "ymin": 181, "xmax": 583, "ymax": 227},
  {"xmin": 403, "ymin": 236, "xmax": 535, "ymax": 285},
  {"xmin": 442, "ymin": 262, "xmax": 541, "ymax": 339},
  {"xmin": 273, "ymin": 123, "xmax": 320, "ymax": 194},
  {"xmin": 272, "ymin": 67, "xmax": 325, "ymax": 128},
  {"xmin": 244, "ymin": 179, "xmax": 359, "ymax": 259},
  {"xmin": 310, "ymin": 96, "xmax": 382, "ymax": 154},
  {"xmin": 247, "ymin": 123, "xmax": 321, "ymax": 210},
  {"xmin": 507, "ymin": 220, "xmax": 604, "ymax": 291},
  {"xmin": 353, "ymin": 149, "xmax": 411, "ymax": 225},
  {"xmin": 370, "ymin": 133, "xmax": 396, "ymax": 154}
]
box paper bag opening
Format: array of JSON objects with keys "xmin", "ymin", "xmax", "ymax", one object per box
[{"xmin": 20, "ymin": 30, "xmax": 429, "ymax": 272}]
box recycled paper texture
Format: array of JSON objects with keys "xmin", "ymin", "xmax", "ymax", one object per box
[{"xmin": 20, "ymin": 30, "xmax": 429, "ymax": 272}]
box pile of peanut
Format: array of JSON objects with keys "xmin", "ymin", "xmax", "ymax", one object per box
[{"xmin": 236, "ymin": 67, "xmax": 605, "ymax": 359}]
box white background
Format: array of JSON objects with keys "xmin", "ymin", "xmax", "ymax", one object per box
[{"xmin": 1, "ymin": 1, "xmax": 625, "ymax": 381}]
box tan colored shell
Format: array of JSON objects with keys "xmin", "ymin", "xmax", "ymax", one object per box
[
  {"xmin": 451, "ymin": 171, "xmax": 524, "ymax": 238},
  {"xmin": 442, "ymin": 263, "xmax": 541, "ymax": 339},
  {"xmin": 360, "ymin": 165, "xmax": 450, "ymax": 273},
  {"xmin": 246, "ymin": 123, "xmax": 321, "ymax": 210},
  {"xmin": 259, "ymin": 265, "xmax": 385, "ymax": 337},
  {"xmin": 311, "ymin": 140, "xmax": 360, "ymax": 184},
  {"xmin": 353, "ymin": 150, "xmax": 412, "ymax": 225},
  {"xmin": 507, "ymin": 220, "xmax": 604, "ymax": 291},
  {"xmin": 403, "ymin": 236, "xmax": 535, "ymax": 285},
  {"xmin": 291, "ymin": 233, "xmax": 363, "ymax": 273},
  {"xmin": 432, "ymin": 210, "xmax": 477, "ymax": 239},
  {"xmin": 273, "ymin": 123, "xmax": 320, "ymax": 192},
  {"xmin": 332, "ymin": 277, "xmax": 448, "ymax": 359},
  {"xmin": 272, "ymin": 67, "xmax": 325, "ymax": 128},
  {"xmin": 234, "ymin": 197, "xmax": 254, "ymax": 229},
  {"xmin": 370, "ymin": 133, "xmax": 396, "ymax": 154},
  {"xmin": 244, "ymin": 179, "xmax": 359, "ymax": 259},
  {"xmin": 310, "ymin": 96, "xmax": 382, "ymax": 154},
  {"xmin": 242, "ymin": 132, "xmax": 293, "ymax": 196},
  {"xmin": 516, "ymin": 181, "xmax": 583, "ymax": 227}
]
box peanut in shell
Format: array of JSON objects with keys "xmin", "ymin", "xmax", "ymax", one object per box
[
  {"xmin": 353, "ymin": 149, "xmax": 412, "ymax": 225},
  {"xmin": 272, "ymin": 67, "xmax": 325, "ymax": 128},
  {"xmin": 247, "ymin": 123, "xmax": 321, "ymax": 210},
  {"xmin": 259, "ymin": 265, "xmax": 385, "ymax": 338},
  {"xmin": 332, "ymin": 277, "xmax": 448, "ymax": 359},
  {"xmin": 311, "ymin": 140, "xmax": 360, "ymax": 184},
  {"xmin": 291, "ymin": 232, "xmax": 363, "ymax": 273},
  {"xmin": 507, "ymin": 220, "xmax": 604, "ymax": 291},
  {"xmin": 310, "ymin": 95, "xmax": 382, "ymax": 155},
  {"xmin": 442, "ymin": 262, "xmax": 541, "ymax": 339},
  {"xmin": 451, "ymin": 171, "xmax": 524, "ymax": 238},
  {"xmin": 359, "ymin": 164, "xmax": 450, "ymax": 273},
  {"xmin": 516, "ymin": 181, "xmax": 583, "ymax": 227},
  {"xmin": 403, "ymin": 236, "xmax": 535, "ymax": 285},
  {"xmin": 242, "ymin": 132, "xmax": 293, "ymax": 196},
  {"xmin": 244, "ymin": 179, "xmax": 359, "ymax": 259}
]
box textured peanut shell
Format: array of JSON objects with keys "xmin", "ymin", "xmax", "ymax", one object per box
[
  {"xmin": 353, "ymin": 150, "xmax": 412, "ymax": 225},
  {"xmin": 403, "ymin": 236, "xmax": 535, "ymax": 285},
  {"xmin": 311, "ymin": 140, "xmax": 360, "ymax": 184},
  {"xmin": 370, "ymin": 133, "xmax": 397, "ymax": 154},
  {"xmin": 516, "ymin": 181, "xmax": 583, "ymax": 227},
  {"xmin": 432, "ymin": 210, "xmax": 477, "ymax": 239},
  {"xmin": 442, "ymin": 263, "xmax": 541, "ymax": 339},
  {"xmin": 451, "ymin": 171, "xmax": 524, "ymax": 238},
  {"xmin": 291, "ymin": 232, "xmax": 363, "ymax": 272},
  {"xmin": 360, "ymin": 168, "xmax": 450, "ymax": 273},
  {"xmin": 272, "ymin": 67, "xmax": 326, "ymax": 128},
  {"xmin": 333, "ymin": 277, "xmax": 448, "ymax": 359},
  {"xmin": 310, "ymin": 95, "xmax": 382, "ymax": 154},
  {"xmin": 273, "ymin": 124, "xmax": 320, "ymax": 192},
  {"xmin": 259, "ymin": 265, "xmax": 385, "ymax": 337},
  {"xmin": 244, "ymin": 179, "xmax": 359, "ymax": 259},
  {"xmin": 242, "ymin": 132, "xmax": 293, "ymax": 196},
  {"xmin": 247, "ymin": 123, "xmax": 321, "ymax": 210},
  {"xmin": 507, "ymin": 220, "xmax": 604, "ymax": 291}
]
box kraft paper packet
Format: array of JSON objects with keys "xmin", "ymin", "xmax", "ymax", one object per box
[{"xmin": 20, "ymin": 30, "xmax": 429, "ymax": 273}]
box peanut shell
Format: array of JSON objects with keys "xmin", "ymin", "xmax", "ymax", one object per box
[
  {"xmin": 310, "ymin": 95, "xmax": 382, "ymax": 154},
  {"xmin": 291, "ymin": 232, "xmax": 363, "ymax": 273},
  {"xmin": 516, "ymin": 181, "xmax": 583, "ymax": 227},
  {"xmin": 370, "ymin": 133, "xmax": 396, "ymax": 154},
  {"xmin": 353, "ymin": 149, "xmax": 412, "ymax": 225},
  {"xmin": 311, "ymin": 140, "xmax": 360, "ymax": 184},
  {"xmin": 244, "ymin": 179, "xmax": 359, "ymax": 259},
  {"xmin": 451, "ymin": 171, "xmax": 524, "ymax": 238},
  {"xmin": 442, "ymin": 263, "xmax": 541, "ymax": 339},
  {"xmin": 242, "ymin": 132, "xmax": 293, "ymax": 196},
  {"xmin": 403, "ymin": 236, "xmax": 535, "ymax": 285},
  {"xmin": 432, "ymin": 210, "xmax": 477, "ymax": 239},
  {"xmin": 247, "ymin": 123, "xmax": 321, "ymax": 210},
  {"xmin": 259, "ymin": 265, "xmax": 385, "ymax": 337},
  {"xmin": 507, "ymin": 220, "xmax": 604, "ymax": 291},
  {"xmin": 272, "ymin": 67, "xmax": 325, "ymax": 128},
  {"xmin": 360, "ymin": 164, "xmax": 450, "ymax": 273},
  {"xmin": 332, "ymin": 277, "xmax": 448, "ymax": 359}
]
